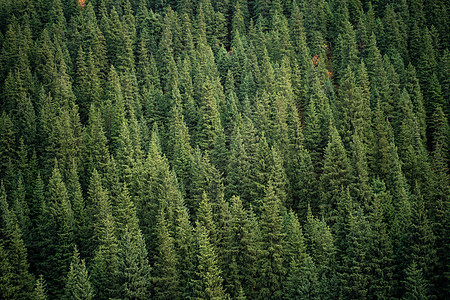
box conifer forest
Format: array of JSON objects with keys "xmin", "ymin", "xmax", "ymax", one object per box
[{"xmin": 0, "ymin": 0, "xmax": 449, "ymax": 299}]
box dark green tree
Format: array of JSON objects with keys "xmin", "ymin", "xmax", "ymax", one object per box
[
  {"xmin": 37, "ymin": 162, "xmax": 75, "ymax": 298},
  {"xmin": 256, "ymin": 182, "xmax": 286, "ymax": 299},
  {"xmin": 320, "ymin": 125, "xmax": 353, "ymax": 223},
  {"xmin": 402, "ymin": 262, "xmax": 429, "ymax": 300},
  {"xmin": 33, "ymin": 275, "xmax": 48, "ymax": 300},
  {"xmin": 64, "ymin": 247, "xmax": 94, "ymax": 300},
  {"xmin": 303, "ymin": 206, "xmax": 337, "ymax": 299},
  {"xmin": 117, "ymin": 225, "xmax": 152, "ymax": 299},
  {"xmin": 0, "ymin": 182, "xmax": 34, "ymax": 299},
  {"xmin": 152, "ymin": 209, "xmax": 180, "ymax": 299},
  {"xmin": 89, "ymin": 183, "xmax": 120, "ymax": 300},
  {"xmin": 192, "ymin": 222, "xmax": 228, "ymax": 300},
  {"xmin": 284, "ymin": 254, "xmax": 320, "ymax": 300}
]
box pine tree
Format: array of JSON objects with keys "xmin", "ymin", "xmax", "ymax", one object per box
[
  {"xmin": 33, "ymin": 275, "xmax": 48, "ymax": 300},
  {"xmin": 0, "ymin": 113, "xmax": 16, "ymax": 188},
  {"xmin": 404, "ymin": 191, "xmax": 437, "ymax": 297},
  {"xmin": 366, "ymin": 182, "xmax": 394, "ymax": 299},
  {"xmin": 152, "ymin": 208, "xmax": 180, "ymax": 299},
  {"xmin": 167, "ymin": 102, "xmax": 193, "ymax": 196},
  {"xmin": 117, "ymin": 226, "xmax": 152, "ymax": 299},
  {"xmin": 304, "ymin": 76, "xmax": 331, "ymax": 174},
  {"xmin": 256, "ymin": 182, "xmax": 286, "ymax": 299},
  {"xmin": 284, "ymin": 210, "xmax": 307, "ymax": 265},
  {"xmin": 197, "ymin": 77, "xmax": 222, "ymax": 152},
  {"xmin": 89, "ymin": 181, "xmax": 120, "ymax": 300},
  {"xmin": 336, "ymin": 66, "xmax": 362, "ymax": 149},
  {"xmin": 402, "ymin": 262, "xmax": 429, "ymax": 300},
  {"xmin": 37, "ymin": 162, "xmax": 75, "ymax": 298},
  {"xmin": 0, "ymin": 242, "xmax": 13, "ymax": 298},
  {"xmin": 284, "ymin": 255, "xmax": 320, "ymax": 299},
  {"xmin": 192, "ymin": 222, "xmax": 228, "ymax": 300},
  {"xmin": 64, "ymin": 247, "xmax": 94, "ymax": 300},
  {"xmin": 225, "ymin": 125, "xmax": 250, "ymax": 203},
  {"xmin": 338, "ymin": 202, "xmax": 370, "ymax": 300},
  {"xmin": 83, "ymin": 104, "xmax": 109, "ymax": 181},
  {"xmin": 350, "ymin": 131, "xmax": 371, "ymax": 209},
  {"xmin": 196, "ymin": 191, "xmax": 218, "ymax": 246},
  {"xmin": 66, "ymin": 160, "xmax": 88, "ymax": 256},
  {"xmin": 303, "ymin": 207, "xmax": 337, "ymax": 299},
  {"xmin": 290, "ymin": 2, "xmax": 312, "ymax": 96},
  {"xmin": 295, "ymin": 145, "xmax": 320, "ymax": 217},
  {"xmin": 221, "ymin": 195, "xmax": 258, "ymax": 297},
  {"xmin": 320, "ymin": 125, "xmax": 353, "ymax": 223},
  {"xmin": 136, "ymin": 128, "xmax": 178, "ymax": 257},
  {"xmin": 405, "ymin": 63, "xmax": 427, "ymax": 144},
  {"xmin": 0, "ymin": 182, "xmax": 34, "ymax": 299},
  {"xmin": 173, "ymin": 196, "xmax": 196, "ymax": 299}
]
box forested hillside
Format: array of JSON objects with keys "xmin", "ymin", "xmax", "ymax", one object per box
[{"xmin": 0, "ymin": 0, "xmax": 448, "ymax": 299}]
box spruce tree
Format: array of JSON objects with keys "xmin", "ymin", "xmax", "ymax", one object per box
[
  {"xmin": 192, "ymin": 222, "xmax": 228, "ymax": 300},
  {"xmin": 320, "ymin": 125, "xmax": 353, "ymax": 223},
  {"xmin": 402, "ymin": 262, "xmax": 429, "ymax": 300},
  {"xmin": 64, "ymin": 247, "xmax": 94, "ymax": 300},
  {"xmin": 89, "ymin": 186, "xmax": 120, "ymax": 300},
  {"xmin": 172, "ymin": 196, "xmax": 196, "ymax": 299},
  {"xmin": 152, "ymin": 208, "xmax": 180, "ymax": 299},
  {"xmin": 37, "ymin": 162, "xmax": 75, "ymax": 298},
  {"xmin": 221, "ymin": 195, "xmax": 258, "ymax": 297},
  {"xmin": 256, "ymin": 182, "xmax": 286, "ymax": 299},
  {"xmin": 0, "ymin": 182, "xmax": 34, "ymax": 299},
  {"xmin": 33, "ymin": 275, "xmax": 48, "ymax": 300},
  {"xmin": 284, "ymin": 255, "xmax": 320, "ymax": 300},
  {"xmin": 303, "ymin": 206, "xmax": 337, "ymax": 299},
  {"xmin": 366, "ymin": 182, "xmax": 394, "ymax": 299},
  {"xmin": 117, "ymin": 226, "xmax": 152, "ymax": 299},
  {"xmin": 197, "ymin": 77, "xmax": 223, "ymax": 152}
]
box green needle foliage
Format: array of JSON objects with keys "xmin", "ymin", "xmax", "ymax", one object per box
[{"xmin": 0, "ymin": 1, "xmax": 448, "ymax": 299}]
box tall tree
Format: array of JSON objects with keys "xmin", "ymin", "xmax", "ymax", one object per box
[
  {"xmin": 37, "ymin": 162, "xmax": 75, "ymax": 298},
  {"xmin": 192, "ymin": 222, "xmax": 228, "ymax": 300},
  {"xmin": 256, "ymin": 182, "xmax": 286, "ymax": 299},
  {"xmin": 0, "ymin": 182, "xmax": 34, "ymax": 299},
  {"xmin": 117, "ymin": 225, "xmax": 152, "ymax": 299},
  {"xmin": 64, "ymin": 247, "xmax": 94, "ymax": 300},
  {"xmin": 320, "ymin": 125, "xmax": 353, "ymax": 223},
  {"xmin": 152, "ymin": 209, "xmax": 180, "ymax": 299}
]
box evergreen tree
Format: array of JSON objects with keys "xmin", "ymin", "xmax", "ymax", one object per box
[
  {"xmin": 320, "ymin": 125, "xmax": 353, "ymax": 223},
  {"xmin": 303, "ymin": 207, "xmax": 337, "ymax": 299},
  {"xmin": 83, "ymin": 104, "xmax": 109, "ymax": 182},
  {"xmin": 192, "ymin": 223, "xmax": 228, "ymax": 300},
  {"xmin": 33, "ymin": 275, "xmax": 48, "ymax": 300},
  {"xmin": 89, "ymin": 187, "xmax": 120, "ymax": 300},
  {"xmin": 197, "ymin": 77, "xmax": 223, "ymax": 152},
  {"xmin": 221, "ymin": 195, "xmax": 258, "ymax": 297},
  {"xmin": 284, "ymin": 254, "xmax": 320, "ymax": 299},
  {"xmin": 37, "ymin": 162, "xmax": 75, "ymax": 298},
  {"xmin": 173, "ymin": 196, "xmax": 196, "ymax": 299},
  {"xmin": 404, "ymin": 191, "xmax": 437, "ymax": 297},
  {"xmin": 64, "ymin": 247, "xmax": 94, "ymax": 300},
  {"xmin": 402, "ymin": 262, "xmax": 429, "ymax": 300},
  {"xmin": 117, "ymin": 226, "xmax": 152, "ymax": 299},
  {"xmin": 366, "ymin": 181, "xmax": 394, "ymax": 299},
  {"xmin": 304, "ymin": 76, "xmax": 332, "ymax": 174},
  {"xmin": 338, "ymin": 204, "xmax": 371, "ymax": 299},
  {"xmin": 256, "ymin": 182, "xmax": 286, "ymax": 299},
  {"xmin": 225, "ymin": 125, "xmax": 251, "ymax": 204},
  {"xmin": 152, "ymin": 209, "xmax": 180, "ymax": 299},
  {"xmin": 0, "ymin": 182, "xmax": 34, "ymax": 299}
]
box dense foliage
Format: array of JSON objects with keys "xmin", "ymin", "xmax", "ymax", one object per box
[{"xmin": 0, "ymin": 0, "xmax": 448, "ymax": 299}]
